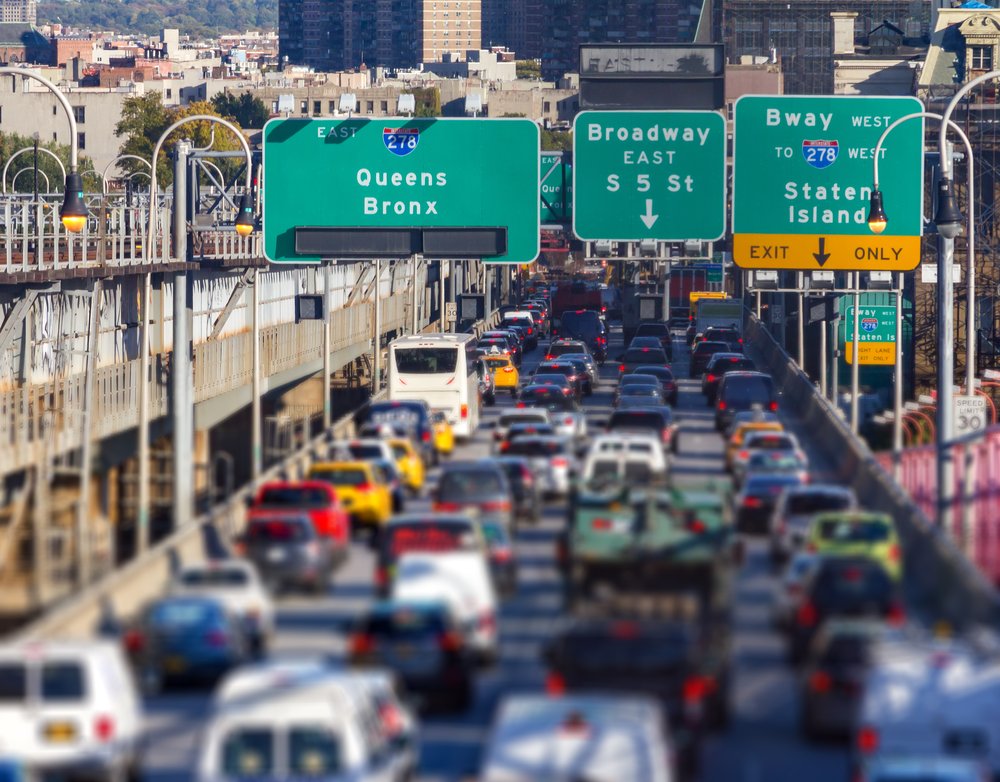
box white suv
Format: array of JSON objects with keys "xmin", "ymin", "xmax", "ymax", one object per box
[{"xmin": 0, "ymin": 640, "xmax": 143, "ymax": 781}]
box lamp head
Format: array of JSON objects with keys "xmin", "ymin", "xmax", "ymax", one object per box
[
  {"xmin": 934, "ymin": 178, "xmax": 964, "ymax": 239},
  {"xmin": 867, "ymin": 188, "xmax": 888, "ymax": 235},
  {"xmin": 235, "ymin": 192, "xmax": 255, "ymax": 238},
  {"xmin": 60, "ymin": 171, "xmax": 88, "ymax": 233}
]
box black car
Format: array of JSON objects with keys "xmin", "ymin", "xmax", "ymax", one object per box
[
  {"xmin": 613, "ymin": 373, "xmax": 661, "ymax": 406},
  {"xmin": 702, "ymin": 353, "xmax": 758, "ymax": 403},
  {"xmin": 699, "ymin": 326, "xmax": 744, "ymax": 352},
  {"xmin": 735, "ymin": 473, "xmax": 808, "ymax": 534},
  {"xmin": 523, "ymin": 373, "xmax": 575, "ymax": 399},
  {"xmin": 505, "ymin": 316, "xmax": 539, "ymax": 351},
  {"xmin": 690, "ymin": 340, "xmax": 731, "ymax": 378},
  {"xmin": 557, "ymin": 309, "xmax": 608, "ymax": 362},
  {"xmin": 788, "ymin": 557, "xmax": 904, "ymax": 665},
  {"xmin": 349, "ymin": 600, "xmax": 476, "ymax": 712},
  {"xmin": 518, "ymin": 383, "xmax": 580, "ymax": 411},
  {"xmin": 495, "ymin": 455, "xmax": 542, "ymax": 524},
  {"xmin": 124, "ymin": 595, "xmax": 251, "ymax": 695},
  {"xmin": 481, "ymin": 331, "xmax": 523, "ymax": 365},
  {"xmin": 560, "ymin": 356, "xmax": 595, "ymax": 395},
  {"xmin": 630, "ymin": 365, "xmax": 679, "ymax": 406},
  {"xmin": 618, "ymin": 346, "xmax": 670, "ymax": 377},
  {"xmin": 633, "ymin": 321, "xmax": 675, "ymax": 361},
  {"xmin": 534, "ymin": 360, "xmax": 586, "ymax": 400},
  {"xmin": 242, "ymin": 515, "xmax": 340, "ymax": 594},
  {"xmin": 715, "ymin": 371, "xmax": 778, "ymax": 431}
]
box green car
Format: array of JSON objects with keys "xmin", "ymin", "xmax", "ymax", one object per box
[
  {"xmin": 563, "ymin": 480, "xmax": 736, "ymax": 607},
  {"xmin": 805, "ymin": 511, "xmax": 902, "ymax": 580}
]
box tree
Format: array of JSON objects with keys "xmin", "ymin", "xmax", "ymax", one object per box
[
  {"xmin": 212, "ymin": 92, "xmax": 271, "ymax": 129},
  {"xmin": 115, "ymin": 94, "xmax": 248, "ymax": 187},
  {"xmin": 407, "ymin": 88, "xmax": 441, "ymax": 118},
  {"xmin": 516, "ymin": 60, "xmax": 541, "ymax": 80},
  {"xmin": 541, "ymin": 129, "xmax": 572, "ymax": 151}
]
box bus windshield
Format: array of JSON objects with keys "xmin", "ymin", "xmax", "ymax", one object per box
[{"xmin": 394, "ymin": 347, "xmax": 458, "ymax": 374}]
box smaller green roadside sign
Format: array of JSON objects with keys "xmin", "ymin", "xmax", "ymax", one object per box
[
  {"xmin": 842, "ymin": 303, "xmax": 896, "ymax": 365},
  {"xmin": 572, "ymin": 110, "xmax": 726, "ymax": 242},
  {"xmin": 540, "ymin": 151, "xmax": 572, "ymax": 224}
]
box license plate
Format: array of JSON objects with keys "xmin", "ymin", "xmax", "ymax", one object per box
[
  {"xmin": 164, "ymin": 656, "xmax": 187, "ymax": 673},
  {"xmin": 267, "ymin": 548, "xmax": 286, "ymax": 562},
  {"xmin": 42, "ymin": 722, "xmax": 76, "ymax": 743}
]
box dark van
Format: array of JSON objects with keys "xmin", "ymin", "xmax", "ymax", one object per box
[
  {"xmin": 555, "ymin": 310, "xmax": 607, "ymax": 363},
  {"xmin": 714, "ymin": 372, "xmax": 778, "ymax": 431}
]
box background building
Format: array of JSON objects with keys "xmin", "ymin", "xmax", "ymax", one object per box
[{"xmin": 0, "ymin": 0, "xmax": 34, "ymax": 25}]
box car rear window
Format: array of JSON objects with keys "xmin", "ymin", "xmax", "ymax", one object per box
[
  {"xmin": 0, "ymin": 663, "xmax": 26, "ymax": 701},
  {"xmin": 746, "ymin": 476, "xmax": 803, "ymax": 495},
  {"xmin": 547, "ymin": 342, "xmax": 585, "ymax": 358},
  {"xmin": 368, "ymin": 606, "xmax": 448, "ymax": 638},
  {"xmin": 818, "ymin": 519, "xmax": 891, "ymax": 543},
  {"xmin": 609, "ymin": 411, "xmax": 670, "ymax": 430},
  {"xmin": 508, "ymin": 423, "xmax": 556, "ymax": 438},
  {"xmin": 150, "ymin": 601, "xmax": 219, "ymax": 628},
  {"xmin": 289, "ymin": 728, "xmax": 341, "ymax": 776},
  {"xmin": 620, "ymin": 385, "xmax": 661, "ymax": 397},
  {"xmin": 222, "ymin": 727, "xmax": 276, "ymax": 776},
  {"xmin": 503, "ymin": 439, "xmax": 566, "ymax": 457},
  {"xmin": 819, "ymin": 635, "xmax": 873, "ymax": 666},
  {"xmin": 539, "ymin": 364, "xmax": 576, "ymax": 378},
  {"xmin": 180, "ymin": 568, "xmax": 250, "ymax": 588},
  {"xmin": 41, "ymin": 662, "xmax": 86, "ymax": 701},
  {"xmin": 258, "ymin": 487, "xmax": 330, "ymax": 507},
  {"xmin": 521, "ymin": 389, "xmax": 577, "ymax": 411},
  {"xmin": 722, "ymin": 376, "xmax": 776, "ymax": 404},
  {"xmin": 386, "ymin": 523, "xmax": 477, "ymax": 557},
  {"xmin": 634, "ymin": 366, "xmax": 675, "ymax": 381},
  {"xmin": 747, "ymin": 435, "xmax": 795, "ymax": 450},
  {"xmin": 624, "ymin": 463, "xmax": 654, "ymax": 482},
  {"xmin": 438, "ymin": 470, "xmax": 504, "ymax": 499},
  {"xmin": 531, "ymin": 374, "xmax": 571, "ymax": 387},
  {"xmin": 499, "ymin": 412, "xmax": 547, "ymax": 428},
  {"xmin": 623, "ymin": 348, "xmax": 668, "ymax": 363},
  {"xmin": 393, "ymin": 347, "xmax": 458, "ymax": 374},
  {"xmin": 248, "ymin": 519, "xmax": 311, "ymax": 542},
  {"xmin": 620, "ymin": 375, "xmax": 659, "ymax": 387},
  {"xmin": 346, "ymin": 444, "xmax": 385, "ymax": 460},
  {"xmin": 787, "ymin": 493, "xmax": 852, "ymax": 515},
  {"xmin": 368, "ymin": 404, "xmax": 426, "ymax": 430},
  {"xmin": 695, "ymin": 341, "xmax": 731, "ymax": 356},
  {"xmin": 312, "ymin": 468, "xmax": 368, "ymax": 486}
]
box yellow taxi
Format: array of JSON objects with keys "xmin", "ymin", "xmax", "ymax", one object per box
[
  {"xmin": 482, "ymin": 350, "xmax": 519, "ymax": 395},
  {"xmin": 430, "ymin": 411, "xmax": 454, "ymax": 457},
  {"xmin": 308, "ymin": 461, "xmax": 393, "ymax": 530},
  {"xmin": 388, "ymin": 437, "xmax": 425, "ymax": 494},
  {"xmin": 806, "ymin": 511, "xmax": 902, "ymax": 581},
  {"xmin": 725, "ymin": 420, "xmax": 785, "ymax": 471}
]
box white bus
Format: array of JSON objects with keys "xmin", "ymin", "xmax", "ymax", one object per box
[{"xmin": 388, "ymin": 333, "xmax": 481, "ymax": 439}]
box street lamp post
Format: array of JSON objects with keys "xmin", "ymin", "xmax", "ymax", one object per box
[{"xmin": 869, "ymin": 111, "xmax": 974, "ymax": 530}]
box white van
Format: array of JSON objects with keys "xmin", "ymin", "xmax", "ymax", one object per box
[
  {"xmin": 391, "ymin": 552, "xmax": 499, "ymax": 664},
  {"xmin": 857, "ymin": 635, "xmax": 1000, "ymax": 778},
  {"xmin": 0, "ymin": 640, "xmax": 143, "ymax": 781},
  {"xmin": 201, "ymin": 660, "xmax": 408, "ymax": 782},
  {"xmin": 480, "ymin": 694, "xmax": 675, "ymax": 782},
  {"xmin": 582, "ymin": 433, "xmax": 669, "ymax": 487}
]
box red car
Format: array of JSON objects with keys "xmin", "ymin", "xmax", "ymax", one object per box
[{"xmin": 246, "ymin": 481, "xmax": 350, "ymax": 551}]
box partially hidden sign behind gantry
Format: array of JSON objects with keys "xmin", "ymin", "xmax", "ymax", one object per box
[{"xmin": 732, "ymin": 95, "xmax": 924, "ymax": 271}]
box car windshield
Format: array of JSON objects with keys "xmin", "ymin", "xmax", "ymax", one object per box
[
  {"xmin": 722, "ymin": 376, "xmax": 775, "ymax": 405},
  {"xmin": 258, "ymin": 487, "xmax": 330, "ymax": 507},
  {"xmin": 311, "ymin": 468, "xmax": 368, "ymax": 486},
  {"xmin": 499, "ymin": 412, "xmax": 547, "ymax": 427},
  {"xmin": 787, "ymin": 493, "xmax": 852, "ymax": 515},
  {"xmin": 180, "ymin": 568, "xmax": 250, "ymax": 588},
  {"xmin": 623, "ymin": 347, "xmax": 667, "ymax": 363},
  {"xmin": 503, "ymin": 439, "xmax": 566, "ymax": 457},
  {"xmin": 248, "ymin": 519, "xmax": 311, "ymax": 542},
  {"xmin": 438, "ymin": 469, "xmax": 504, "ymax": 499},
  {"xmin": 609, "ymin": 410, "xmax": 670, "ymax": 430},
  {"xmin": 817, "ymin": 519, "xmax": 891, "ymax": 543}
]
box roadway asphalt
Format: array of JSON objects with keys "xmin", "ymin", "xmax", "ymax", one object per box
[{"xmin": 138, "ymin": 325, "xmax": 852, "ymax": 782}]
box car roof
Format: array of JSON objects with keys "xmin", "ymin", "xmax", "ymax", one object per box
[
  {"xmin": 811, "ymin": 510, "xmax": 893, "ymax": 524},
  {"xmin": 311, "ymin": 460, "xmax": 370, "ymax": 471},
  {"xmin": 386, "ymin": 513, "xmax": 477, "ymax": 527},
  {"xmin": 620, "ymin": 373, "xmax": 660, "ymax": 382}
]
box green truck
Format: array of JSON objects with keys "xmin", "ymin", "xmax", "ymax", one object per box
[{"xmin": 559, "ymin": 481, "xmax": 738, "ymax": 609}]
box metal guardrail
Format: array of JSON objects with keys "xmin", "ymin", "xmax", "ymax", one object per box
[
  {"xmin": 11, "ymin": 310, "xmax": 500, "ymax": 642},
  {"xmin": 745, "ymin": 314, "xmax": 1000, "ymax": 633}
]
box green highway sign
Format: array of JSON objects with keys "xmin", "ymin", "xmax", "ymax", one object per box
[
  {"xmin": 842, "ymin": 303, "xmax": 896, "ymax": 365},
  {"xmin": 540, "ymin": 151, "xmax": 572, "ymax": 224},
  {"xmin": 572, "ymin": 110, "xmax": 726, "ymax": 242},
  {"xmin": 262, "ymin": 117, "xmax": 540, "ymax": 263},
  {"xmin": 732, "ymin": 95, "xmax": 924, "ymax": 271}
]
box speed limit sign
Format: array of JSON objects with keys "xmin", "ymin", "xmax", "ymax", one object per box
[{"xmin": 954, "ymin": 395, "xmax": 988, "ymax": 437}]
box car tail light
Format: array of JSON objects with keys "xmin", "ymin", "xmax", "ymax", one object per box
[
  {"xmin": 682, "ymin": 675, "xmax": 716, "ymax": 704},
  {"xmin": 742, "ymin": 496, "xmax": 762, "ymax": 508},
  {"xmin": 717, "ymin": 401, "xmax": 727, "ymax": 410},
  {"xmin": 350, "ymin": 634, "xmax": 376, "ymax": 656},
  {"xmin": 545, "ymin": 672, "xmax": 566, "ymax": 696},
  {"xmin": 809, "ymin": 671, "xmax": 832, "ymax": 693},
  {"xmin": 528, "ymin": 328, "xmax": 534, "ymax": 335},
  {"xmin": 379, "ymin": 703, "xmax": 404, "ymax": 735},
  {"xmin": 481, "ymin": 501, "xmax": 511, "ymax": 512},
  {"xmin": 796, "ymin": 601, "xmax": 818, "ymax": 627},
  {"xmin": 356, "ymin": 482, "xmax": 372, "ymax": 492},
  {"xmin": 460, "ymin": 404, "xmax": 469, "ymax": 420},
  {"xmin": 857, "ymin": 726, "xmax": 879, "ymax": 755},
  {"xmin": 563, "ymin": 416, "xmax": 574, "ymax": 425},
  {"xmin": 492, "ymin": 547, "xmax": 513, "ymax": 563},
  {"xmin": 769, "ymin": 401, "xmax": 779, "ymax": 412},
  {"xmin": 619, "ymin": 364, "xmax": 625, "ymax": 372},
  {"xmin": 375, "ymin": 566, "xmax": 388, "ymax": 589},
  {"xmin": 552, "ymin": 457, "xmax": 568, "ymax": 468},
  {"xmin": 499, "ymin": 442, "xmax": 510, "ymax": 452},
  {"xmin": 502, "ymin": 366, "xmax": 516, "ymax": 373},
  {"xmin": 439, "ymin": 631, "xmax": 463, "ymax": 652},
  {"xmin": 592, "ymin": 518, "xmax": 613, "ymax": 530},
  {"xmin": 516, "ymin": 402, "xmax": 526, "ymax": 408},
  {"xmin": 687, "ymin": 518, "xmax": 707, "ymax": 534},
  {"xmin": 124, "ymin": 629, "xmax": 145, "ymax": 653},
  {"xmin": 887, "ymin": 602, "xmax": 905, "ymax": 625},
  {"xmin": 706, "ymin": 373, "xmax": 716, "ymax": 382},
  {"xmin": 434, "ymin": 501, "xmax": 460, "ymax": 511},
  {"xmin": 205, "ymin": 629, "xmax": 229, "ymax": 648},
  {"xmin": 479, "ymin": 612, "xmax": 496, "ymax": 632},
  {"xmin": 545, "ymin": 354, "xmax": 555, "ymax": 360},
  {"xmin": 422, "ymin": 431, "xmax": 431, "ymax": 442},
  {"xmin": 738, "ymin": 450, "xmax": 750, "ymax": 460},
  {"xmin": 662, "ymin": 429, "xmax": 671, "ymax": 444},
  {"xmin": 888, "ymin": 543, "xmax": 900, "ymax": 562},
  {"xmin": 94, "ymin": 715, "xmax": 115, "ymax": 743}
]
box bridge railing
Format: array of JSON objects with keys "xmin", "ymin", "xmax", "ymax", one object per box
[{"xmin": 745, "ymin": 313, "xmax": 1000, "ymax": 634}]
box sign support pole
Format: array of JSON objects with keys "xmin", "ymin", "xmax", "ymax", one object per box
[
  {"xmin": 797, "ymin": 272, "xmax": 805, "ymax": 368},
  {"xmin": 755, "ymin": 290, "xmax": 761, "ymax": 319},
  {"xmin": 411, "ymin": 255, "xmax": 420, "ymax": 334},
  {"xmin": 851, "ymin": 275, "xmax": 861, "ymax": 434},
  {"xmin": 373, "ymin": 258, "xmax": 382, "ymax": 391},
  {"xmin": 937, "ymin": 234, "xmax": 956, "ymax": 533},
  {"xmin": 322, "ymin": 261, "xmax": 332, "ymax": 430},
  {"xmin": 820, "ymin": 312, "xmax": 828, "ymax": 399},
  {"xmin": 893, "ymin": 273, "xmax": 904, "ymax": 482}
]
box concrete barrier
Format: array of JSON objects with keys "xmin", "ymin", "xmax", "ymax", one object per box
[
  {"xmin": 745, "ymin": 315, "xmax": 1000, "ymax": 633},
  {"xmin": 14, "ymin": 312, "xmax": 501, "ymax": 642}
]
